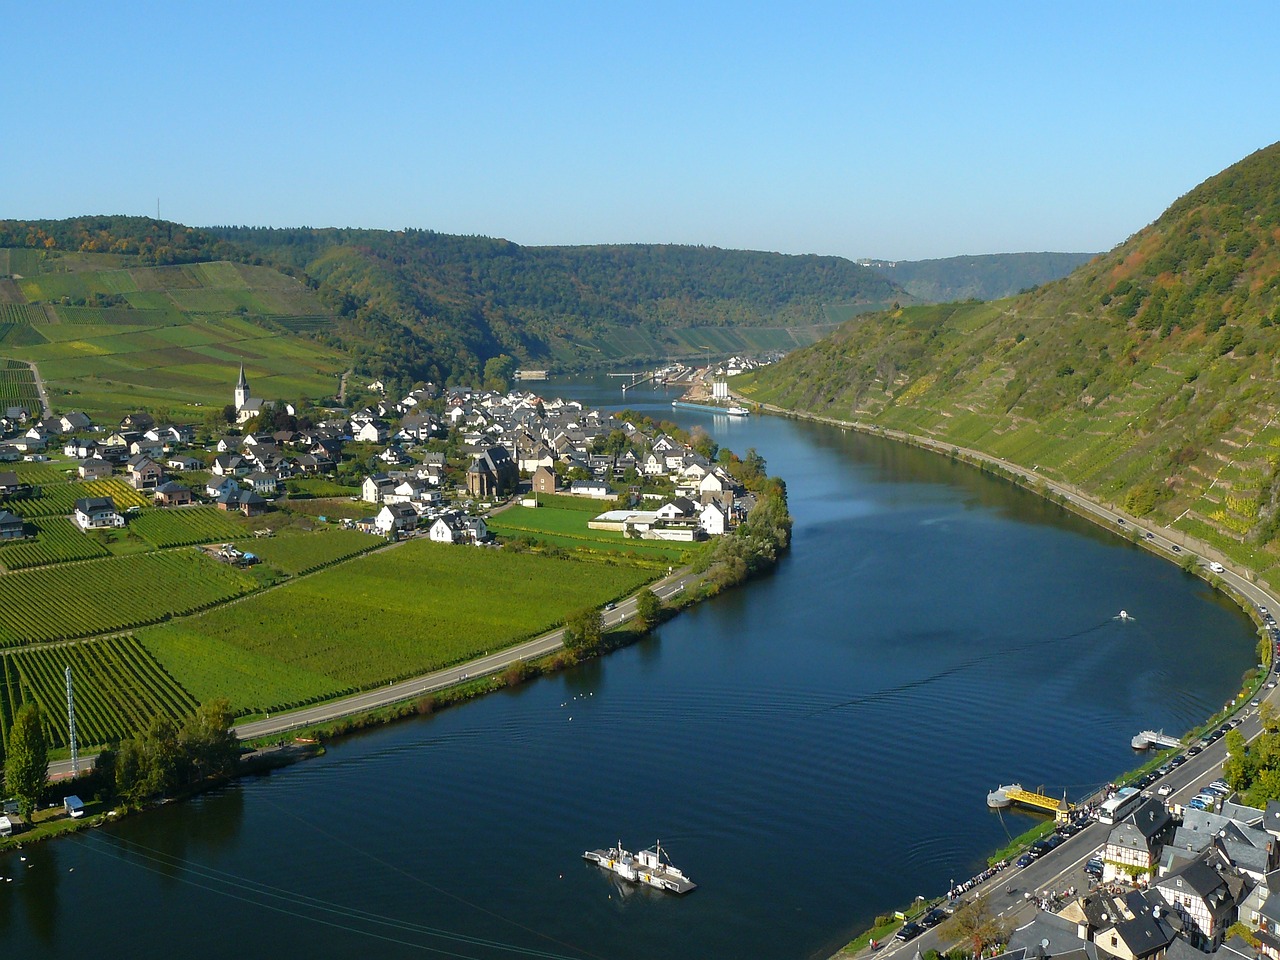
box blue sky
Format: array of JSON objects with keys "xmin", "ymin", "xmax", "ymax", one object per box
[{"xmin": 5, "ymin": 2, "xmax": 1278, "ymax": 260}]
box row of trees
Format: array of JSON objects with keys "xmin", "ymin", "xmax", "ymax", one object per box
[
  {"xmin": 1, "ymin": 698, "xmax": 240, "ymax": 823},
  {"xmin": 1223, "ymin": 702, "xmax": 1280, "ymax": 804}
]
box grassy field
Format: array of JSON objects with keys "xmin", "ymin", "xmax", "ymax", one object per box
[
  {"xmin": 141, "ymin": 540, "xmax": 657, "ymax": 712},
  {"xmin": 489, "ymin": 502, "xmax": 700, "ymax": 564}
]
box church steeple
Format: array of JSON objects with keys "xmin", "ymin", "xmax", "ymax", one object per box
[{"xmin": 234, "ymin": 364, "xmax": 250, "ymax": 410}]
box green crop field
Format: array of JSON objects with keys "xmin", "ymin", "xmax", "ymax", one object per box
[
  {"xmin": 0, "ymin": 636, "xmax": 198, "ymax": 748},
  {"xmin": 129, "ymin": 506, "xmax": 252, "ymax": 548},
  {"xmin": 0, "ymin": 549, "xmax": 259, "ymax": 646},
  {"xmin": 9, "ymin": 477, "xmax": 149, "ymax": 518},
  {"xmin": 232, "ymin": 527, "xmax": 381, "ymax": 575},
  {"xmin": 142, "ymin": 541, "xmax": 657, "ymax": 712},
  {"xmin": 489, "ymin": 504, "xmax": 699, "ymax": 563},
  {"xmin": 0, "ymin": 516, "xmax": 110, "ymax": 570}
]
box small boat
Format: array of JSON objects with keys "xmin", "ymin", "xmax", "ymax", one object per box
[
  {"xmin": 725, "ymin": 406, "xmax": 750, "ymax": 417},
  {"xmin": 583, "ymin": 840, "xmax": 697, "ymax": 894}
]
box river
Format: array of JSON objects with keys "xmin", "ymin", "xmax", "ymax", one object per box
[{"xmin": 1, "ymin": 375, "xmax": 1256, "ymax": 959}]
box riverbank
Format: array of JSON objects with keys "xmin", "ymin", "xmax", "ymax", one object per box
[{"xmin": 737, "ymin": 399, "xmax": 1278, "ymax": 960}]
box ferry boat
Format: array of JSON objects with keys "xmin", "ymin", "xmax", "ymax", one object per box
[{"xmin": 582, "ymin": 840, "xmax": 697, "ymax": 894}]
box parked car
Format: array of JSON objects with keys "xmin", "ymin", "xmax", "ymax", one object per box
[
  {"xmin": 895, "ymin": 922, "xmax": 924, "ymax": 943},
  {"xmin": 1188, "ymin": 745, "xmax": 1203, "ymax": 756},
  {"xmin": 1188, "ymin": 798, "xmax": 1208, "ymax": 811},
  {"xmin": 921, "ymin": 908, "xmax": 948, "ymax": 928},
  {"xmin": 1017, "ymin": 853, "xmax": 1036, "ymax": 868},
  {"xmin": 1085, "ymin": 857, "xmax": 1104, "ymax": 877}
]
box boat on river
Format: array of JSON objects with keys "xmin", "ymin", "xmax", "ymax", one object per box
[
  {"xmin": 583, "ymin": 840, "xmax": 697, "ymax": 894},
  {"xmin": 725, "ymin": 405, "xmax": 750, "ymax": 417}
]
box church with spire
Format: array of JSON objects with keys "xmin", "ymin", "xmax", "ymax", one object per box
[{"xmin": 233, "ymin": 364, "xmax": 263, "ymax": 423}]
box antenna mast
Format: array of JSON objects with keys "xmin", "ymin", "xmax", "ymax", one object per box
[{"xmin": 66, "ymin": 665, "xmax": 79, "ymax": 775}]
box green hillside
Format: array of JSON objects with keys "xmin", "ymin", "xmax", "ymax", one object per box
[
  {"xmin": 0, "ymin": 241, "xmax": 346, "ymax": 420},
  {"xmin": 208, "ymin": 226, "xmax": 906, "ymax": 381},
  {"xmin": 863, "ymin": 251, "xmax": 1097, "ymax": 302},
  {"xmin": 2, "ymin": 217, "xmax": 908, "ymax": 392},
  {"xmin": 739, "ymin": 141, "xmax": 1280, "ymax": 584}
]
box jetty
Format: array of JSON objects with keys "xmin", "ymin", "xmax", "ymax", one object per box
[
  {"xmin": 1131, "ymin": 730, "xmax": 1182, "ymax": 750},
  {"xmin": 987, "ymin": 783, "xmax": 1074, "ymax": 822}
]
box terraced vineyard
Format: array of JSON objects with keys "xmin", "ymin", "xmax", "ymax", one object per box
[
  {"xmin": 129, "ymin": 506, "xmax": 251, "ymax": 548},
  {"xmin": 0, "ymin": 636, "xmax": 198, "ymax": 748},
  {"xmin": 0, "ymin": 516, "xmax": 110, "ymax": 570},
  {"xmin": 8, "ymin": 477, "xmax": 149, "ymax": 518},
  {"xmin": 0, "ymin": 549, "xmax": 258, "ymax": 646}
]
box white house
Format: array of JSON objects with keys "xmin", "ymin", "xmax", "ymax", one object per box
[
  {"xmin": 699, "ymin": 501, "xmax": 728, "ymax": 536},
  {"xmin": 74, "ymin": 496, "xmax": 124, "ymax": 530},
  {"xmin": 375, "ymin": 502, "xmax": 419, "ymax": 535}
]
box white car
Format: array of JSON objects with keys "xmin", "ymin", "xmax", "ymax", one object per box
[{"xmin": 1158, "ymin": 784, "xmax": 1173, "ymax": 796}]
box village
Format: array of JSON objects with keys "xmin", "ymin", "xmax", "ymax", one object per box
[{"xmin": 0, "ymin": 364, "xmax": 756, "ymax": 552}]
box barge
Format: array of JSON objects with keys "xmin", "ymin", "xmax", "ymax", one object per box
[{"xmin": 583, "ymin": 840, "xmax": 697, "ymax": 894}]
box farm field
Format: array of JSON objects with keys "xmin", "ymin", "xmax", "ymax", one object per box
[
  {"xmin": 0, "ymin": 636, "xmax": 198, "ymax": 749},
  {"xmin": 8, "ymin": 477, "xmax": 149, "ymax": 518},
  {"xmin": 141, "ymin": 540, "xmax": 657, "ymax": 713},
  {"xmin": 489, "ymin": 505, "xmax": 696, "ymax": 564},
  {"xmin": 0, "ymin": 358, "xmax": 40, "ymax": 409},
  {"xmin": 129, "ymin": 506, "xmax": 253, "ymax": 548},
  {"xmin": 0, "ymin": 516, "xmax": 110, "ymax": 570},
  {"xmin": 232, "ymin": 527, "xmax": 381, "ymax": 575},
  {"xmin": 0, "ymin": 549, "xmax": 259, "ymax": 646},
  {"xmin": 0, "ymin": 250, "xmax": 347, "ymax": 420}
]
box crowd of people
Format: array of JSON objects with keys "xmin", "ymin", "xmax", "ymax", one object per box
[{"xmin": 948, "ymin": 861, "xmax": 1009, "ymax": 901}]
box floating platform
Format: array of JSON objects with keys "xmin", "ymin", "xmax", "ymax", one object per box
[
  {"xmin": 1132, "ymin": 730, "xmax": 1182, "ymax": 750},
  {"xmin": 987, "ymin": 783, "xmax": 1074, "ymax": 822}
]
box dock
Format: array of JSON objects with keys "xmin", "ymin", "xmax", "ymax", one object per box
[
  {"xmin": 1131, "ymin": 730, "xmax": 1182, "ymax": 750},
  {"xmin": 987, "ymin": 783, "xmax": 1074, "ymax": 822}
]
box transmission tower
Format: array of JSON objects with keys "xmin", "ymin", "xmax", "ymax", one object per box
[{"xmin": 66, "ymin": 666, "xmax": 79, "ymax": 775}]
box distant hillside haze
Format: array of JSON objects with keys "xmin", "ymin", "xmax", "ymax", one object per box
[
  {"xmin": 862, "ymin": 252, "xmax": 1098, "ymax": 302},
  {"xmin": 738, "ymin": 140, "xmax": 1280, "ymax": 583}
]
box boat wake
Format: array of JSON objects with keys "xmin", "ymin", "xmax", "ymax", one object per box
[{"xmin": 807, "ymin": 617, "xmax": 1119, "ymax": 717}]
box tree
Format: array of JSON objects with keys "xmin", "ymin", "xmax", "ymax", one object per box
[
  {"xmin": 221, "ymin": 403, "xmax": 237, "ymax": 424},
  {"xmin": 563, "ymin": 608, "xmax": 603, "ymax": 652},
  {"xmin": 635, "ymin": 589, "xmax": 662, "ymax": 629},
  {"xmin": 179, "ymin": 698, "xmax": 240, "ymax": 782},
  {"xmin": 483, "ymin": 354, "xmax": 516, "ymax": 392},
  {"xmin": 938, "ymin": 894, "xmax": 1009, "ymax": 956},
  {"xmin": 5, "ymin": 702, "xmax": 49, "ymax": 819}
]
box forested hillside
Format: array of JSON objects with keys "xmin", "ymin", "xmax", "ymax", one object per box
[
  {"xmin": 864, "ymin": 252, "xmax": 1097, "ymax": 302},
  {"xmin": 0, "ymin": 217, "xmax": 906, "ymax": 388},
  {"xmin": 208, "ymin": 227, "xmax": 905, "ymax": 381},
  {"xmin": 739, "ymin": 142, "xmax": 1280, "ymax": 584}
]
